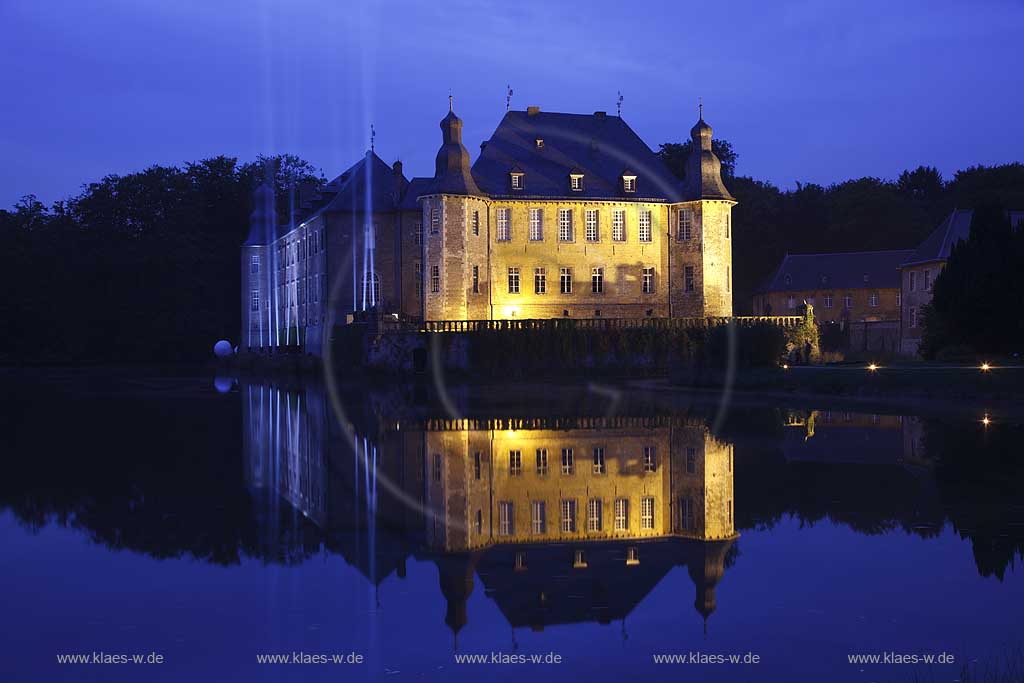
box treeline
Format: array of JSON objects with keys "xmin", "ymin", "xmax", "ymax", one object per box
[{"xmin": 0, "ymin": 155, "xmax": 319, "ymax": 364}]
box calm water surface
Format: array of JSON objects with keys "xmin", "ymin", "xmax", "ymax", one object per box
[{"xmin": 2, "ymin": 371, "xmax": 1022, "ymax": 683}]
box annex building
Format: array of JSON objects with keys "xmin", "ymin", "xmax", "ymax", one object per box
[{"xmin": 241, "ymin": 101, "xmax": 736, "ymax": 354}]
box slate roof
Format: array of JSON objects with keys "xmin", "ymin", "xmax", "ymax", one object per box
[
  {"xmin": 901, "ymin": 209, "xmax": 973, "ymax": 267},
  {"xmin": 471, "ymin": 110, "xmax": 687, "ymax": 202},
  {"xmin": 760, "ymin": 249, "xmax": 914, "ymax": 293},
  {"xmin": 398, "ymin": 177, "xmax": 433, "ymax": 210},
  {"xmin": 319, "ymin": 150, "xmax": 406, "ymax": 214}
]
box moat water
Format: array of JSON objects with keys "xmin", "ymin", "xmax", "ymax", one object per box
[{"xmin": 2, "ymin": 371, "xmax": 1022, "ymax": 682}]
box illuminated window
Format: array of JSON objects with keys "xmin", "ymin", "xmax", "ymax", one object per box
[
  {"xmin": 680, "ymin": 497, "xmax": 694, "ymax": 530},
  {"xmin": 509, "ymin": 450, "xmax": 522, "ymax": 476},
  {"xmin": 678, "ymin": 208, "xmax": 692, "ymax": 240},
  {"xmin": 909, "ymin": 271, "xmax": 916, "ymax": 291},
  {"xmin": 472, "ymin": 211, "xmax": 479, "ymax": 236},
  {"xmin": 591, "ymin": 267, "xmax": 604, "ymax": 294},
  {"xmin": 507, "ymin": 267, "xmax": 520, "ymax": 294},
  {"xmin": 638, "ymin": 210, "xmax": 652, "ymax": 242},
  {"xmin": 642, "ymin": 267, "xmax": 655, "ymax": 294},
  {"xmin": 612, "ymin": 210, "xmax": 626, "ymax": 241},
  {"xmin": 361, "ymin": 272, "xmax": 381, "ymax": 307},
  {"xmin": 561, "ymin": 499, "xmax": 577, "ymax": 532},
  {"xmin": 474, "ymin": 451, "xmax": 482, "ymax": 479},
  {"xmin": 924, "ymin": 270, "xmax": 932, "ymax": 291},
  {"xmin": 529, "ymin": 208, "xmax": 543, "ymax": 241},
  {"xmin": 561, "ymin": 447, "xmax": 574, "ymax": 475},
  {"xmin": 844, "ymin": 294, "xmax": 853, "ymax": 309},
  {"xmin": 686, "ymin": 447, "xmax": 696, "ymax": 474},
  {"xmin": 824, "ymin": 293, "xmax": 833, "ymax": 309},
  {"xmin": 534, "ymin": 267, "xmax": 546, "ymax": 294},
  {"xmin": 623, "ymin": 175, "xmax": 636, "ymax": 193},
  {"xmin": 558, "ymin": 209, "xmax": 573, "ymax": 241},
  {"xmin": 685, "ymin": 266, "xmax": 695, "ymax": 293},
  {"xmin": 587, "ymin": 498, "xmax": 603, "ymax": 532},
  {"xmin": 250, "ymin": 290, "xmax": 259, "ymax": 311},
  {"xmin": 414, "ymin": 220, "xmax": 423, "ymax": 245},
  {"xmin": 510, "ymin": 172, "xmax": 524, "ymax": 190},
  {"xmin": 498, "ymin": 501, "xmax": 514, "ymax": 536},
  {"xmin": 787, "ymin": 295, "xmax": 796, "ymax": 310},
  {"xmin": 626, "ymin": 547, "xmax": 639, "ymax": 565},
  {"xmin": 570, "ymin": 174, "xmax": 584, "ymax": 192},
  {"xmin": 430, "ymin": 208, "xmax": 439, "ymax": 234},
  {"xmin": 531, "ymin": 501, "xmax": 546, "ymax": 534},
  {"xmin": 536, "ymin": 448, "xmax": 548, "ymax": 475},
  {"xmin": 560, "ymin": 267, "xmax": 573, "ymax": 294},
  {"xmin": 614, "ymin": 498, "xmax": 629, "ymax": 530},
  {"xmin": 430, "ymin": 265, "xmax": 440, "ymax": 294},
  {"xmin": 573, "ymin": 549, "xmax": 587, "ymax": 568},
  {"xmin": 592, "ymin": 447, "xmax": 606, "ymax": 474},
  {"xmin": 415, "ymin": 262, "xmax": 422, "ymax": 298},
  {"xmin": 641, "ymin": 497, "xmax": 655, "ymax": 530},
  {"xmin": 910, "ymin": 306, "xmax": 918, "ymax": 328},
  {"xmin": 585, "ymin": 209, "xmax": 599, "ymax": 241},
  {"xmin": 250, "ymin": 254, "xmax": 260, "ymax": 274},
  {"xmin": 869, "ymin": 292, "xmax": 880, "ymax": 307},
  {"xmin": 784, "ymin": 273, "xmax": 792, "ymax": 286},
  {"xmin": 472, "ymin": 265, "xmax": 479, "ymax": 294},
  {"xmin": 496, "ymin": 208, "xmax": 511, "ymax": 241},
  {"xmin": 643, "ymin": 446, "xmax": 656, "ymax": 472}
]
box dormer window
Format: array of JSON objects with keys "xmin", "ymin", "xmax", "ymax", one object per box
[
  {"xmin": 863, "ymin": 273, "xmax": 870, "ymax": 284},
  {"xmin": 623, "ymin": 175, "xmax": 637, "ymax": 193},
  {"xmin": 535, "ymin": 138, "xmax": 544, "ymax": 149},
  {"xmin": 784, "ymin": 274, "xmax": 793, "ymax": 286},
  {"xmin": 510, "ymin": 172, "xmax": 524, "ymax": 190},
  {"xmin": 570, "ymin": 174, "xmax": 584, "ymax": 192}
]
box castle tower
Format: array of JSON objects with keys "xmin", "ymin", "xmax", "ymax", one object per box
[
  {"xmin": 670, "ymin": 112, "xmax": 736, "ymax": 318},
  {"xmin": 241, "ymin": 166, "xmax": 276, "ymax": 350},
  {"xmin": 422, "ymin": 101, "xmax": 491, "ymax": 321}
]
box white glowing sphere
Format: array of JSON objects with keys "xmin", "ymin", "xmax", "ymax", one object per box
[
  {"xmin": 213, "ymin": 376, "xmax": 233, "ymax": 394},
  {"xmin": 213, "ymin": 340, "xmax": 233, "ymax": 358}
]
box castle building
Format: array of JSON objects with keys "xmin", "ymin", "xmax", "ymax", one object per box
[{"xmin": 242, "ymin": 101, "xmax": 736, "ymax": 354}]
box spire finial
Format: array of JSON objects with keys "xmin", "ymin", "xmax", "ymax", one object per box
[
  {"xmin": 449, "ymin": 92, "xmax": 453, "ymax": 112},
  {"xmin": 699, "ymin": 97, "xmax": 703, "ymax": 121},
  {"xmin": 617, "ymin": 91, "xmax": 624, "ymax": 117},
  {"xmin": 506, "ymin": 85, "xmax": 513, "ymax": 112},
  {"xmin": 370, "ymin": 124, "xmax": 375, "ymax": 153}
]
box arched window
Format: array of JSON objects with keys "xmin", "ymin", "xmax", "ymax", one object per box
[{"xmin": 361, "ymin": 272, "xmax": 381, "ymax": 308}]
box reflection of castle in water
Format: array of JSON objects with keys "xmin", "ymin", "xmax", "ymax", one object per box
[{"xmin": 240, "ymin": 381, "xmax": 736, "ymax": 634}]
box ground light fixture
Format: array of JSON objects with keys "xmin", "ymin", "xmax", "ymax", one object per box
[
  {"xmin": 867, "ymin": 363, "xmax": 879, "ymax": 372},
  {"xmin": 980, "ymin": 362, "xmax": 991, "ymax": 372},
  {"xmin": 982, "ymin": 414, "xmax": 992, "ymax": 427}
]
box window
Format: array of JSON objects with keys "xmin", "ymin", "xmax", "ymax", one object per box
[
  {"xmin": 415, "ymin": 262, "xmax": 423, "ymax": 297},
  {"xmin": 508, "ymin": 267, "xmax": 520, "ymax": 294},
  {"xmin": 561, "ymin": 447, "xmax": 574, "ymax": 475},
  {"xmin": 361, "ymin": 272, "xmax": 381, "ymax": 307},
  {"xmin": 561, "ymin": 499, "xmax": 577, "ymax": 532},
  {"xmin": 896, "ymin": 291, "xmax": 901, "ymax": 307},
  {"xmin": 684, "ymin": 266, "xmax": 695, "ymax": 293},
  {"xmin": 472, "ymin": 265, "xmax": 479, "ymax": 294},
  {"xmin": 924, "ymin": 270, "xmax": 932, "ymax": 291},
  {"xmin": 643, "ymin": 446, "xmax": 656, "ymax": 472},
  {"xmin": 430, "ymin": 265, "xmax": 440, "ymax": 294},
  {"xmin": 591, "ymin": 267, "xmax": 604, "ymax": 294},
  {"xmin": 678, "ymin": 208, "xmax": 692, "ymax": 240},
  {"xmin": 414, "ymin": 220, "xmax": 423, "ymax": 246},
  {"xmin": 909, "ymin": 271, "xmax": 916, "ymax": 291},
  {"xmin": 250, "ymin": 254, "xmax": 260, "ymax": 274},
  {"xmin": 614, "ymin": 498, "xmax": 629, "ymax": 530},
  {"xmin": 534, "ymin": 267, "xmax": 546, "ymax": 294},
  {"xmin": 641, "ymin": 497, "xmax": 655, "ymax": 530},
  {"xmin": 560, "ymin": 267, "xmax": 573, "ymax": 294},
  {"xmin": 686, "ymin": 446, "xmax": 696, "ymax": 474},
  {"xmin": 433, "ymin": 453, "xmax": 442, "ymax": 482},
  {"xmin": 570, "ymin": 174, "xmax": 584, "ymax": 192},
  {"xmin": 612, "ymin": 210, "xmax": 626, "ymax": 241},
  {"xmin": 726, "ymin": 265, "xmax": 731, "ymax": 293},
  {"xmin": 585, "ymin": 209, "xmax": 599, "ymax": 241},
  {"xmin": 430, "ymin": 208, "xmax": 439, "ymax": 234},
  {"xmin": 784, "ymin": 273, "xmax": 793, "ymax": 286},
  {"xmin": 510, "ymin": 172, "xmax": 524, "ymax": 190},
  {"xmin": 824, "ymin": 293, "xmax": 833, "ymax": 309},
  {"xmin": 869, "ymin": 292, "xmax": 879, "ymax": 307},
  {"xmin": 531, "ymin": 501, "xmax": 546, "ymax": 534},
  {"xmin": 509, "ymin": 450, "xmax": 522, "ymax": 476},
  {"xmin": 623, "ymin": 175, "xmax": 636, "ymax": 193},
  {"xmin": 626, "ymin": 547, "xmax": 639, "ymax": 565},
  {"xmin": 474, "ymin": 451, "xmax": 482, "ymax": 480},
  {"xmin": 529, "ymin": 208, "xmax": 543, "ymax": 241},
  {"xmin": 844, "ymin": 294, "xmax": 853, "ymax": 310},
  {"xmin": 498, "ymin": 501, "xmax": 514, "ymax": 536},
  {"xmin": 728, "ymin": 499, "xmax": 733, "ymax": 526},
  {"xmin": 642, "ymin": 267, "xmax": 655, "ymax": 294},
  {"xmin": 592, "ymin": 447, "xmax": 606, "ymax": 474},
  {"xmin": 787, "ymin": 295, "xmax": 796, "ymax": 310},
  {"xmin": 638, "ymin": 210, "xmax": 652, "ymax": 242},
  {"xmin": 250, "ymin": 290, "xmax": 260, "ymax": 311},
  {"xmin": 536, "ymin": 448, "xmax": 548, "ymax": 475},
  {"xmin": 863, "ymin": 273, "xmax": 870, "ymax": 284},
  {"xmin": 573, "ymin": 549, "xmax": 587, "ymax": 568},
  {"xmin": 725, "ymin": 213, "xmax": 731, "ymax": 238},
  {"xmin": 680, "ymin": 497, "xmax": 694, "ymax": 530},
  {"xmin": 496, "ymin": 208, "xmax": 511, "ymax": 241},
  {"xmin": 558, "ymin": 209, "xmax": 573, "ymax": 241},
  {"xmin": 472, "ymin": 211, "xmax": 480, "ymax": 236},
  {"xmin": 587, "ymin": 498, "xmax": 603, "ymax": 531},
  {"xmin": 910, "ymin": 306, "xmax": 918, "ymax": 328}
]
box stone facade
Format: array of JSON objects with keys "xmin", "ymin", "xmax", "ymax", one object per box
[
  {"xmin": 752, "ymin": 286, "xmax": 901, "ymax": 325},
  {"xmin": 898, "ymin": 261, "xmax": 942, "ymax": 355}
]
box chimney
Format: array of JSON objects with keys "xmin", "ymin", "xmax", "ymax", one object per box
[
  {"xmin": 527, "ymin": 106, "xmax": 541, "ymax": 116},
  {"xmin": 594, "ymin": 111, "xmax": 606, "ymax": 119}
]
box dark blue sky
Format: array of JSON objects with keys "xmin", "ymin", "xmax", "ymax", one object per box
[{"xmin": 2, "ymin": 0, "xmax": 1022, "ymax": 208}]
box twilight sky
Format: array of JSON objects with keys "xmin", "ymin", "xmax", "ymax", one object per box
[{"xmin": 1, "ymin": 0, "xmax": 1022, "ymax": 208}]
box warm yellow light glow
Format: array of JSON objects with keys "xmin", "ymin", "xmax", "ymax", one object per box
[
  {"xmin": 504, "ymin": 306, "xmax": 519, "ymax": 318},
  {"xmin": 868, "ymin": 363, "xmax": 878, "ymax": 372},
  {"xmin": 982, "ymin": 415, "xmax": 991, "ymax": 426},
  {"xmin": 980, "ymin": 362, "xmax": 991, "ymax": 372},
  {"xmin": 782, "ymin": 363, "xmax": 789, "ymax": 370}
]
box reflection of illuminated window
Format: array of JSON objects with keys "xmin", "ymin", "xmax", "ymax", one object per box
[
  {"xmin": 641, "ymin": 497, "xmax": 655, "ymax": 530},
  {"xmin": 680, "ymin": 497, "xmax": 694, "ymax": 530},
  {"xmin": 592, "ymin": 447, "xmax": 606, "ymax": 474},
  {"xmin": 509, "ymin": 450, "xmax": 522, "ymax": 476},
  {"xmin": 643, "ymin": 446, "xmax": 656, "ymax": 472},
  {"xmin": 531, "ymin": 501, "xmax": 546, "ymax": 534},
  {"xmin": 614, "ymin": 498, "xmax": 629, "ymax": 531},
  {"xmin": 626, "ymin": 547, "xmax": 639, "ymax": 565},
  {"xmin": 587, "ymin": 498, "xmax": 602, "ymax": 532},
  {"xmin": 515, "ymin": 551, "xmax": 527, "ymax": 571},
  {"xmin": 686, "ymin": 447, "xmax": 696, "ymax": 474},
  {"xmin": 561, "ymin": 499, "xmax": 577, "ymax": 532},
  {"xmin": 573, "ymin": 549, "xmax": 587, "ymax": 568},
  {"xmin": 535, "ymin": 449, "xmax": 548, "ymax": 475},
  {"xmin": 561, "ymin": 448, "xmax": 574, "ymax": 475},
  {"xmin": 498, "ymin": 501, "xmax": 514, "ymax": 536}
]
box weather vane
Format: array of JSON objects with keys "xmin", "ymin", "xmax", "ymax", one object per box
[
  {"xmin": 617, "ymin": 91, "xmax": 623, "ymax": 117},
  {"xmin": 699, "ymin": 96, "xmax": 703, "ymax": 120},
  {"xmin": 448, "ymin": 90, "xmax": 453, "ymax": 112},
  {"xmin": 506, "ymin": 85, "xmax": 513, "ymax": 112},
  {"xmin": 370, "ymin": 124, "xmax": 376, "ymax": 153}
]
